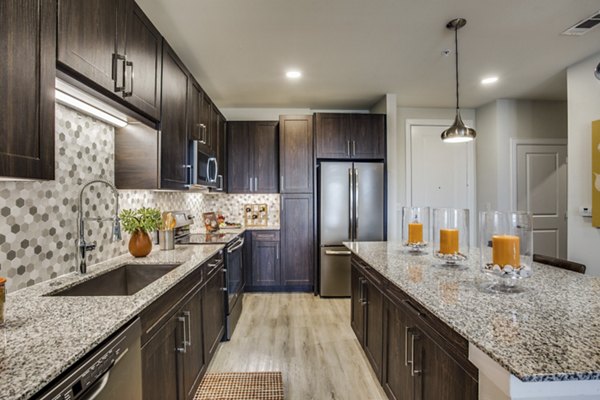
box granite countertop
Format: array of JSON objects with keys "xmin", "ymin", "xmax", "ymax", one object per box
[
  {"xmin": 344, "ymin": 241, "xmax": 600, "ymax": 383},
  {"xmin": 0, "ymin": 244, "xmax": 224, "ymax": 400}
]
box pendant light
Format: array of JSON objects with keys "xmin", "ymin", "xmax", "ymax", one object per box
[{"xmin": 441, "ymin": 18, "xmax": 476, "ymax": 143}]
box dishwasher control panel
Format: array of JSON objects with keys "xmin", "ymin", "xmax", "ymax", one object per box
[{"xmin": 37, "ymin": 319, "xmax": 140, "ymax": 400}]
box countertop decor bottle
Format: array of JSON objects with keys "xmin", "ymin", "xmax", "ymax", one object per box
[
  {"xmin": 479, "ymin": 210, "xmax": 533, "ymax": 293},
  {"xmin": 401, "ymin": 206, "xmax": 430, "ymax": 253},
  {"xmin": 432, "ymin": 208, "xmax": 470, "ymax": 268}
]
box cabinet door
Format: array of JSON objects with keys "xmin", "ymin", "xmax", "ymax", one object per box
[
  {"xmin": 160, "ymin": 42, "xmax": 190, "ymax": 190},
  {"xmin": 350, "ymin": 264, "xmax": 365, "ymax": 345},
  {"xmin": 412, "ymin": 328, "xmax": 478, "ymax": 400},
  {"xmin": 382, "ymin": 298, "xmax": 414, "ymax": 400},
  {"xmin": 280, "ymin": 194, "xmax": 314, "ymax": 289},
  {"xmin": 279, "ymin": 115, "xmax": 314, "ymax": 193},
  {"xmin": 215, "ymin": 113, "xmax": 227, "ymax": 191},
  {"xmin": 0, "ymin": 0, "xmax": 55, "ymax": 180},
  {"xmin": 364, "ymin": 278, "xmax": 384, "ymax": 381},
  {"xmin": 252, "ymin": 122, "xmax": 279, "ymax": 193},
  {"xmin": 58, "ymin": 0, "xmax": 130, "ymax": 93},
  {"xmin": 227, "ymin": 122, "xmax": 252, "ymax": 193},
  {"xmin": 123, "ymin": 3, "xmax": 162, "ymax": 121},
  {"xmin": 209, "ymin": 104, "xmax": 219, "ymax": 155},
  {"xmin": 199, "ymin": 92, "xmax": 213, "ymax": 153},
  {"xmin": 189, "ymin": 82, "xmax": 203, "ymax": 141},
  {"xmin": 251, "ymin": 236, "xmax": 280, "ymax": 287},
  {"xmin": 203, "ymin": 267, "xmax": 226, "ymax": 363},
  {"xmin": 315, "ymin": 113, "xmax": 350, "ymax": 159},
  {"xmin": 181, "ymin": 289, "xmax": 206, "ymax": 400},
  {"xmin": 142, "ymin": 313, "xmax": 183, "ymax": 400},
  {"xmin": 351, "ymin": 114, "xmax": 386, "ymax": 159}
]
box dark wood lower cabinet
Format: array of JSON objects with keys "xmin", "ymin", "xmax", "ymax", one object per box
[
  {"xmin": 141, "ymin": 252, "xmax": 226, "ymax": 400},
  {"xmin": 203, "ymin": 264, "xmax": 226, "ymax": 364},
  {"xmin": 181, "ymin": 289, "xmax": 205, "ymax": 400},
  {"xmin": 141, "ymin": 312, "xmax": 182, "ymax": 400},
  {"xmin": 250, "ymin": 232, "xmax": 280, "ymax": 288},
  {"xmin": 280, "ymin": 194, "xmax": 314, "ymax": 290},
  {"xmin": 352, "ymin": 255, "xmax": 479, "ymax": 400}
]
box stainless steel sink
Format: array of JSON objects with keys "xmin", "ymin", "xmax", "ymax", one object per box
[{"xmin": 48, "ymin": 263, "xmax": 181, "ymax": 296}]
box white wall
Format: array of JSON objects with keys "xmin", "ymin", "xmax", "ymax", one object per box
[
  {"xmin": 567, "ymin": 52, "xmax": 600, "ymax": 275},
  {"xmin": 475, "ymin": 99, "xmax": 567, "ymax": 213},
  {"xmin": 371, "ymin": 95, "xmax": 398, "ymax": 240}
]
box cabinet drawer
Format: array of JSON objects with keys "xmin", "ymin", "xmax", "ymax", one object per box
[
  {"xmin": 351, "ymin": 255, "xmax": 385, "ymax": 287},
  {"xmin": 140, "ymin": 252, "xmax": 222, "ymax": 345},
  {"xmin": 251, "ymin": 231, "xmax": 280, "ymax": 242}
]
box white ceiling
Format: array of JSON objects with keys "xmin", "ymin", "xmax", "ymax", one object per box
[{"xmin": 136, "ymin": 0, "xmax": 600, "ymax": 110}]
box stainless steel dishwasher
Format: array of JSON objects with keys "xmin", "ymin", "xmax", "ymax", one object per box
[{"xmin": 38, "ymin": 318, "xmax": 142, "ymax": 400}]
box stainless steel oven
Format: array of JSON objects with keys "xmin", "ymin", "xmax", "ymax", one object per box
[
  {"xmin": 190, "ymin": 142, "xmax": 218, "ymax": 188},
  {"xmin": 224, "ymin": 235, "xmax": 244, "ymax": 339}
]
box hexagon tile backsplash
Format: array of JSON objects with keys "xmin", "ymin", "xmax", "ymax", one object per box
[{"xmin": 0, "ymin": 104, "xmax": 279, "ymax": 293}]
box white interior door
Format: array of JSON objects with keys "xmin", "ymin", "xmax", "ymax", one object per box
[
  {"xmin": 515, "ymin": 143, "xmax": 567, "ymax": 258},
  {"xmin": 407, "ymin": 122, "xmax": 476, "ymax": 245}
]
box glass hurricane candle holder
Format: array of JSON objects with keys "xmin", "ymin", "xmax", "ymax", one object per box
[
  {"xmin": 432, "ymin": 208, "xmax": 469, "ymax": 267},
  {"xmin": 402, "ymin": 206, "xmax": 430, "ymax": 253},
  {"xmin": 479, "ymin": 211, "xmax": 533, "ymax": 293}
]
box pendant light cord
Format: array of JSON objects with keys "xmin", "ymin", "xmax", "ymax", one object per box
[{"xmin": 454, "ymin": 25, "xmax": 460, "ymax": 111}]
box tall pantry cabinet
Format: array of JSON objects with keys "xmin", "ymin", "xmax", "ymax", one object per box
[{"xmin": 279, "ymin": 115, "xmax": 314, "ymax": 291}]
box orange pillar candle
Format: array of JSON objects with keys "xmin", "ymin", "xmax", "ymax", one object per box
[
  {"xmin": 439, "ymin": 229, "xmax": 459, "ymax": 254},
  {"xmin": 492, "ymin": 235, "xmax": 520, "ymax": 267},
  {"xmin": 408, "ymin": 222, "xmax": 423, "ymax": 244}
]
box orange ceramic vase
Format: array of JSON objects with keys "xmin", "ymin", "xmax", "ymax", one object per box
[{"xmin": 129, "ymin": 230, "xmax": 152, "ymax": 257}]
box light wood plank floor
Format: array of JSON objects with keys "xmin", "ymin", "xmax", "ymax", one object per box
[{"xmin": 208, "ymin": 293, "xmax": 388, "ymax": 400}]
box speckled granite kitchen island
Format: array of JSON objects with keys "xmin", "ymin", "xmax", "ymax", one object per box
[
  {"xmin": 345, "ymin": 241, "xmax": 600, "ymax": 400},
  {"xmin": 0, "ymin": 244, "xmax": 224, "ymax": 400}
]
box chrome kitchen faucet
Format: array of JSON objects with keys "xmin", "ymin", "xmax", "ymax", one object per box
[{"xmin": 77, "ymin": 180, "xmax": 122, "ymax": 273}]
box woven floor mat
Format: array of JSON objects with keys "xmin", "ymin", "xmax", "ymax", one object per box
[{"xmin": 194, "ymin": 372, "xmax": 284, "ymax": 400}]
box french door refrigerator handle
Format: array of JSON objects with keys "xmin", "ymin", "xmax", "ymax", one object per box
[
  {"xmin": 354, "ymin": 168, "xmax": 359, "ymax": 240},
  {"xmin": 348, "ymin": 168, "xmax": 354, "ymax": 240}
]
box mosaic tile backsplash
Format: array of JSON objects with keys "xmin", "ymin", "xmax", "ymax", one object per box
[{"xmin": 0, "ymin": 104, "xmax": 279, "ymax": 292}]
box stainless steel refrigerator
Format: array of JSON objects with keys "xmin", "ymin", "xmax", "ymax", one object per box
[{"xmin": 319, "ymin": 162, "xmax": 385, "ymax": 297}]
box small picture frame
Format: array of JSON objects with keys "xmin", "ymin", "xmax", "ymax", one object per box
[{"xmin": 203, "ymin": 212, "xmax": 220, "ymax": 232}]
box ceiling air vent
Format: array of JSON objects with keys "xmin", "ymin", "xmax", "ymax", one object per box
[{"xmin": 562, "ymin": 11, "xmax": 600, "ymax": 35}]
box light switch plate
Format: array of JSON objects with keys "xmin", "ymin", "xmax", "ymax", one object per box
[{"xmin": 579, "ymin": 206, "xmax": 593, "ymax": 217}]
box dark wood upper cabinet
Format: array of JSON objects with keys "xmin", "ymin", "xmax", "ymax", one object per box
[
  {"xmin": 160, "ymin": 41, "xmax": 190, "ymax": 190},
  {"xmin": 0, "ymin": 0, "xmax": 55, "ymax": 180},
  {"xmin": 227, "ymin": 121, "xmax": 278, "ymax": 194},
  {"xmin": 279, "ymin": 115, "xmax": 313, "ymax": 193},
  {"xmin": 352, "ymin": 114, "xmax": 385, "ymax": 159},
  {"xmin": 122, "ymin": 3, "xmax": 163, "ymax": 121},
  {"xmin": 227, "ymin": 122, "xmax": 252, "ymax": 193},
  {"xmin": 315, "ymin": 113, "xmax": 385, "ymax": 160},
  {"xmin": 58, "ymin": 0, "xmax": 131, "ymax": 94},
  {"xmin": 58, "ymin": 0, "xmax": 165, "ymax": 121},
  {"xmin": 280, "ymin": 194, "xmax": 314, "ymax": 289},
  {"xmin": 315, "ymin": 113, "xmax": 349, "ymax": 159},
  {"xmin": 252, "ymin": 122, "xmax": 279, "ymax": 193}
]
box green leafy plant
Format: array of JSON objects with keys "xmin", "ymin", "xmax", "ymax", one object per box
[{"xmin": 119, "ymin": 207, "xmax": 162, "ymax": 234}]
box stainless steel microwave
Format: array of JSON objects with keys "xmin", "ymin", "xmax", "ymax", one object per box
[{"xmin": 190, "ymin": 141, "xmax": 218, "ymax": 189}]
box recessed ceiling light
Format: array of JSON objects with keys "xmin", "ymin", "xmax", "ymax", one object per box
[
  {"xmin": 481, "ymin": 76, "xmax": 499, "ymax": 85},
  {"xmin": 286, "ymin": 70, "xmax": 302, "ymax": 79}
]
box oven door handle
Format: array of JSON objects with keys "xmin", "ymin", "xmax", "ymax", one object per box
[{"xmin": 227, "ymin": 237, "xmax": 245, "ymax": 253}]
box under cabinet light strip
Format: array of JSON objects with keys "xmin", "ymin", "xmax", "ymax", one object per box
[{"xmin": 55, "ymin": 90, "xmax": 128, "ymax": 128}]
